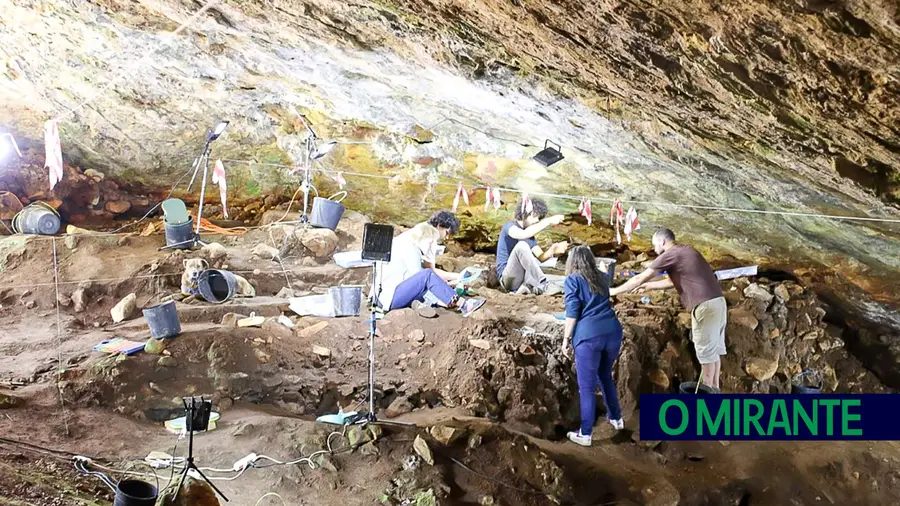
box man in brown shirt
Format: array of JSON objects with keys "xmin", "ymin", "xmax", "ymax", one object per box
[{"xmin": 610, "ymin": 228, "xmax": 727, "ymax": 389}]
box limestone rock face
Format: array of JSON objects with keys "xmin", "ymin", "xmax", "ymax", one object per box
[{"xmin": 0, "ymin": 0, "xmax": 898, "ymax": 305}]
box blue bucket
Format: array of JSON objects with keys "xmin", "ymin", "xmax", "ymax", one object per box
[
  {"xmin": 13, "ymin": 202, "xmax": 60, "ymax": 235},
  {"xmin": 164, "ymin": 217, "xmax": 195, "ymax": 249},
  {"xmin": 197, "ymin": 269, "xmax": 237, "ymax": 304},
  {"xmin": 309, "ymin": 192, "xmax": 347, "ymax": 231},
  {"xmin": 142, "ymin": 300, "xmax": 181, "ymax": 339},
  {"xmin": 792, "ymin": 370, "xmax": 823, "ymax": 394}
]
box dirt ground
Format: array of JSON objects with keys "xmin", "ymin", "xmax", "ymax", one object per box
[{"xmin": 1, "ymin": 216, "xmax": 899, "ymax": 505}]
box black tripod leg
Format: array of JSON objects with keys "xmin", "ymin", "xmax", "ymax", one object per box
[
  {"xmin": 191, "ymin": 466, "xmax": 230, "ymax": 502},
  {"xmin": 173, "ymin": 468, "xmax": 189, "ymax": 501}
]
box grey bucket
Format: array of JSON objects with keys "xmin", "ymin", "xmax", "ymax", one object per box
[
  {"xmin": 679, "ymin": 381, "xmax": 716, "ymax": 394},
  {"xmin": 164, "ymin": 217, "xmax": 194, "ymax": 249},
  {"xmin": 198, "ymin": 269, "xmax": 237, "ymax": 304},
  {"xmin": 113, "ymin": 479, "xmax": 158, "ymax": 506},
  {"xmin": 309, "ymin": 192, "xmax": 347, "ymax": 231},
  {"xmin": 142, "ymin": 300, "xmax": 181, "ymax": 339},
  {"xmin": 329, "ymin": 286, "xmax": 362, "ymax": 317},
  {"xmin": 792, "ymin": 370, "xmax": 823, "ymax": 394},
  {"xmin": 13, "ymin": 202, "xmax": 60, "ymax": 235}
]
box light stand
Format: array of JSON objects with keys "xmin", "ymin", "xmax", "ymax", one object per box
[
  {"xmin": 159, "ymin": 121, "xmax": 228, "ymax": 251},
  {"xmin": 295, "ymin": 114, "xmax": 335, "ymax": 224},
  {"xmin": 173, "ymin": 396, "xmax": 229, "ymax": 502},
  {"xmin": 357, "ymin": 224, "xmax": 394, "ymax": 423}
]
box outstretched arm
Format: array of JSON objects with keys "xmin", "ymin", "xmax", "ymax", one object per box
[
  {"xmin": 642, "ymin": 278, "xmax": 674, "ymax": 291},
  {"xmin": 609, "ymin": 267, "xmax": 658, "ymax": 297},
  {"xmin": 508, "ymin": 215, "xmax": 565, "ymax": 240}
]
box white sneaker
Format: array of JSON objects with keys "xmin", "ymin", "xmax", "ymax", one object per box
[
  {"xmin": 609, "ymin": 418, "xmax": 624, "ymax": 430},
  {"xmin": 567, "ymin": 430, "xmax": 592, "ymax": 447}
]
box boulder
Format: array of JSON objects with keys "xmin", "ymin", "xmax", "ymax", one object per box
[
  {"xmin": 429, "ymin": 425, "xmax": 464, "ymax": 446},
  {"xmin": 72, "ymin": 288, "xmax": 87, "ymax": 313},
  {"xmin": 728, "ymin": 307, "xmax": 759, "ymax": 331},
  {"xmin": 743, "ymin": 284, "xmax": 774, "ymax": 304},
  {"xmin": 648, "ymin": 369, "xmax": 670, "ymax": 390},
  {"xmin": 413, "ymin": 435, "xmax": 434, "ymax": 465},
  {"xmin": 773, "ymin": 284, "xmax": 791, "ymax": 302},
  {"xmin": 297, "ymin": 228, "xmax": 339, "ymax": 258},
  {"xmin": 386, "ymin": 396, "xmax": 414, "ymax": 418},
  {"xmin": 468, "ymin": 339, "xmax": 491, "ymax": 350},
  {"xmin": 251, "ymin": 243, "xmax": 280, "ymax": 259},
  {"xmin": 201, "ymin": 242, "xmax": 228, "ymax": 261},
  {"xmin": 745, "ymin": 356, "xmax": 779, "ymax": 381},
  {"xmin": 104, "ymin": 200, "xmax": 131, "ymax": 214},
  {"xmin": 110, "ymin": 293, "xmax": 137, "ymax": 323},
  {"xmin": 158, "ymin": 356, "xmax": 178, "ymax": 368}
]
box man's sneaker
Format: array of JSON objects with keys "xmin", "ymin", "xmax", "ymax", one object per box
[
  {"xmin": 459, "ymin": 298, "xmax": 486, "ymax": 317},
  {"xmin": 543, "ymin": 282, "xmax": 564, "ymax": 296},
  {"xmin": 567, "ymin": 430, "xmax": 592, "ymax": 447},
  {"xmin": 515, "ymin": 284, "xmax": 532, "ymax": 295},
  {"xmin": 609, "ymin": 418, "xmax": 624, "ymax": 430}
]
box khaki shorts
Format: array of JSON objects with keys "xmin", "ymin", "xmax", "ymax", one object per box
[{"xmin": 691, "ymin": 296, "xmax": 727, "ymax": 365}]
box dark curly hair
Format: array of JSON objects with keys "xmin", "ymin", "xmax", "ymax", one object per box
[
  {"xmin": 514, "ymin": 197, "xmax": 548, "ymax": 222},
  {"xmin": 427, "ymin": 210, "xmax": 460, "ymax": 235}
]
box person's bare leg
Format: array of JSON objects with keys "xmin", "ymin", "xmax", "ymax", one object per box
[
  {"xmin": 701, "ymin": 363, "xmax": 716, "ymax": 389},
  {"xmin": 713, "ymin": 360, "xmax": 722, "ymax": 389}
]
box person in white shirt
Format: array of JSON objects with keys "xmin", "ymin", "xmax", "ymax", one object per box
[
  {"xmin": 397, "ymin": 210, "xmax": 461, "ymax": 283},
  {"xmin": 375, "ymin": 223, "xmax": 485, "ymax": 316}
]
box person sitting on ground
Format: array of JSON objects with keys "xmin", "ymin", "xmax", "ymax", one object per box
[
  {"xmin": 375, "ymin": 222, "xmax": 485, "ymax": 316},
  {"xmin": 563, "ymin": 246, "xmax": 624, "ymax": 446},
  {"xmin": 495, "ymin": 197, "xmax": 568, "ymax": 295},
  {"xmin": 610, "ymin": 228, "xmax": 726, "ymax": 390},
  {"xmin": 397, "ymin": 210, "xmax": 460, "ymax": 284}
]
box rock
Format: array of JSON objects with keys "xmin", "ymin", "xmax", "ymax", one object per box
[
  {"xmin": 745, "ymin": 356, "xmax": 779, "ymax": 381},
  {"xmin": 348, "ymin": 425, "xmax": 370, "ymax": 447},
  {"xmin": 251, "ymin": 243, "xmax": 281, "ymax": 259},
  {"xmin": 480, "ymin": 496, "xmax": 496, "ymax": 506},
  {"xmin": 237, "ymin": 316, "xmax": 265, "ymax": 327},
  {"xmin": 63, "ymin": 235, "xmax": 78, "ymax": 250},
  {"xmin": 299, "ymin": 321, "xmax": 329, "ymax": 337},
  {"xmin": 743, "ymin": 284, "xmax": 774, "ymax": 304},
  {"xmin": 648, "ymin": 369, "xmax": 670, "ymax": 389},
  {"xmin": 0, "ymin": 392, "xmax": 24, "ymax": 409},
  {"xmin": 216, "ymin": 396, "xmax": 234, "ymax": 411},
  {"xmin": 84, "ymin": 168, "xmax": 105, "ymax": 180},
  {"xmin": 774, "ymin": 284, "xmax": 791, "ymax": 302},
  {"xmin": 677, "ymin": 312, "xmax": 692, "ymax": 329},
  {"xmin": 201, "ymin": 242, "xmax": 228, "ymax": 261},
  {"xmin": 468, "ymin": 339, "xmax": 491, "ymax": 350},
  {"xmin": 429, "ymin": 425, "xmax": 463, "ymax": 446},
  {"xmin": 409, "ymin": 329, "xmax": 425, "ymax": 343},
  {"xmin": 275, "ymin": 287, "xmax": 294, "ymax": 298},
  {"xmin": 769, "ymin": 328, "xmax": 781, "ymax": 339},
  {"xmin": 413, "ymin": 435, "xmax": 434, "ymax": 465},
  {"xmin": 24, "ymin": 300, "xmax": 35, "ymax": 309},
  {"xmin": 56, "ymin": 292, "xmax": 72, "ymax": 307},
  {"xmin": 158, "ymin": 356, "xmax": 178, "ymax": 368},
  {"xmin": 386, "ymin": 396, "xmax": 414, "ymax": 418},
  {"xmin": 467, "ymin": 434, "xmax": 483, "ymax": 449},
  {"xmin": 641, "ymin": 479, "xmax": 681, "ymax": 506},
  {"xmin": 220, "ymin": 313, "xmax": 244, "ymax": 326},
  {"xmin": 262, "ymin": 319, "xmax": 294, "ymax": 341},
  {"xmin": 297, "ymin": 228, "xmax": 339, "ymax": 258},
  {"xmin": 254, "ymin": 349, "xmax": 270, "ymax": 364},
  {"xmin": 470, "ymin": 307, "xmax": 498, "ymax": 322},
  {"xmin": 359, "ymin": 441, "xmax": 380, "ymax": 456},
  {"xmin": 110, "ymin": 293, "xmax": 137, "ymax": 323},
  {"xmin": 71, "ymin": 288, "xmax": 87, "ymax": 312},
  {"xmin": 313, "ymin": 453, "xmax": 338, "ymax": 472},
  {"xmin": 312, "ymin": 345, "xmax": 331, "ymax": 358},
  {"xmin": 728, "ymin": 307, "xmax": 759, "ymax": 331},
  {"xmin": 104, "ymin": 200, "xmax": 131, "ymax": 214}
]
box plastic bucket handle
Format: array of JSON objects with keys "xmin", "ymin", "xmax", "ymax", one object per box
[{"xmin": 328, "ymin": 191, "xmax": 348, "ymax": 203}]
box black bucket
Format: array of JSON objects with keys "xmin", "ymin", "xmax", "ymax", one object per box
[
  {"xmin": 12, "ymin": 202, "xmax": 60, "ymax": 235},
  {"xmin": 113, "ymin": 479, "xmax": 158, "ymax": 506},
  {"xmin": 792, "ymin": 370, "xmax": 823, "ymax": 394},
  {"xmin": 164, "ymin": 217, "xmax": 195, "ymax": 249},
  {"xmin": 197, "ymin": 269, "xmax": 237, "ymax": 304},
  {"xmin": 309, "ymin": 192, "xmax": 346, "ymax": 231},
  {"xmin": 142, "ymin": 300, "xmax": 181, "ymax": 339},
  {"xmin": 679, "ymin": 381, "xmax": 716, "ymax": 394}
]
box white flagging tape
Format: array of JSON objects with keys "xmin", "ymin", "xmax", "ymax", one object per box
[{"xmin": 51, "ymin": 0, "xmax": 223, "ymax": 122}]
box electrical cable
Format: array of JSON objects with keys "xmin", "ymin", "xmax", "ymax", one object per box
[{"xmin": 254, "ymin": 492, "xmax": 287, "ymax": 506}]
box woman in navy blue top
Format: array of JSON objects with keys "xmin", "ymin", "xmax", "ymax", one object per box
[{"xmin": 562, "ymin": 246, "xmax": 624, "ymax": 446}]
